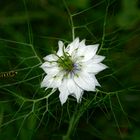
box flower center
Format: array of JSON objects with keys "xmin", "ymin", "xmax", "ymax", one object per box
[{"xmin": 57, "ymin": 54, "xmax": 74, "ymax": 72}]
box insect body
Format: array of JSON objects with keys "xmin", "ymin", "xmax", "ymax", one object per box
[{"xmin": 0, "ymin": 71, "xmax": 17, "ymax": 78}]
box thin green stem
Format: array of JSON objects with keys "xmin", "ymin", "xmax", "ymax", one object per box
[
  {"xmin": 98, "ymin": 2, "xmax": 109, "ymax": 54},
  {"xmin": 64, "ymin": 92, "xmax": 99, "ymax": 140},
  {"xmin": 109, "ymin": 95, "xmax": 123, "ymax": 138},
  {"xmin": 22, "ymin": 0, "xmax": 33, "ymax": 44},
  {"xmin": 23, "ymin": 89, "xmax": 56, "ymax": 102},
  {"xmin": 63, "ymin": 0, "xmax": 75, "ymax": 40},
  {"xmin": 3, "ymin": 87, "xmax": 56, "ymax": 103},
  {"xmin": 30, "ymin": 44, "xmax": 43, "ymax": 63},
  {"xmin": 23, "ymin": 0, "xmax": 42, "ymax": 63},
  {"xmin": 0, "ymin": 38, "xmax": 31, "ymax": 46}
]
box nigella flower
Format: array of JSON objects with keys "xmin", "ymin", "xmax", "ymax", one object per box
[{"xmin": 41, "ymin": 37, "xmax": 107, "ymax": 105}]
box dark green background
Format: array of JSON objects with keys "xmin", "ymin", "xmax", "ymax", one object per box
[{"xmin": 0, "ymin": 0, "xmax": 140, "ymax": 140}]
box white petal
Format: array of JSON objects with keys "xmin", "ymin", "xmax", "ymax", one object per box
[
  {"xmin": 59, "ymin": 79, "xmax": 70, "ymax": 105},
  {"xmin": 92, "ymin": 55, "xmax": 105, "ymax": 63},
  {"xmin": 95, "ymin": 78, "xmax": 101, "ymax": 86},
  {"xmin": 79, "ymin": 39, "xmax": 86, "ymax": 47},
  {"xmin": 83, "ymin": 62, "xmax": 108, "ymax": 74},
  {"xmin": 71, "ymin": 39, "xmax": 86, "ymax": 61},
  {"xmin": 74, "ymin": 72, "xmax": 96, "ymax": 91},
  {"xmin": 57, "ymin": 41, "xmax": 64, "ymax": 56},
  {"xmin": 67, "ymin": 78, "xmax": 83, "ymax": 102},
  {"xmin": 40, "ymin": 61, "xmax": 57, "ymax": 68},
  {"xmin": 41, "ymin": 72, "xmax": 63, "ymax": 88},
  {"xmin": 66, "ymin": 37, "xmax": 79, "ymax": 55},
  {"xmin": 43, "ymin": 54, "xmax": 58, "ymax": 62},
  {"xmin": 91, "ymin": 74, "xmax": 101, "ymax": 86},
  {"xmin": 77, "ymin": 44, "xmax": 99, "ymax": 62},
  {"xmin": 50, "ymin": 71, "xmax": 64, "ymax": 88},
  {"xmin": 41, "ymin": 75, "xmax": 54, "ymax": 88},
  {"xmin": 72, "ymin": 91, "xmax": 83, "ymax": 103},
  {"xmin": 41, "ymin": 64, "xmax": 61, "ymax": 76}
]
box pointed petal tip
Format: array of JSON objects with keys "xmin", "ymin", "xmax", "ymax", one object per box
[
  {"xmin": 73, "ymin": 37, "xmax": 80, "ymax": 43},
  {"xmin": 40, "ymin": 63, "xmax": 47, "ymax": 69},
  {"xmin": 82, "ymin": 39, "xmax": 86, "ymax": 42},
  {"xmin": 103, "ymin": 64, "xmax": 109, "ymax": 69},
  {"xmin": 58, "ymin": 40, "xmax": 64, "ymax": 46},
  {"xmin": 59, "ymin": 89, "xmax": 69, "ymax": 106},
  {"xmin": 40, "ymin": 64, "xmax": 45, "ymax": 69},
  {"xmin": 60, "ymin": 102, "xmax": 64, "ymax": 106},
  {"xmin": 80, "ymin": 39, "xmax": 86, "ymax": 46},
  {"xmin": 41, "ymin": 82, "xmax": 45, "ymax": 88},
  {"xmin": 96, "ymin": 83, "xmax": 101, "ymax": 87},
  {"xmin": 75, "ymin": 37, "xmax": 79, "ymax": 40},
  {"xmin": 91, "ymin": 44, "xmax": 99, "ymax": 52},
  {"xmin": 76, "ymin": 96, "xmax": 82, "ymax": 103},
  {"xmin": 94, "ymin": 44, "xmax": 99, "ymax": 49},
  {"xmin": 99, "ymin": 63, "xmax": 108, "ymax": 70},
  {"xmin": 41, "ymin": 78, "xmax": 49, "ymax": 87},
  {"xmin": 101, "ymin": 56, "xmax": 106, "ymax": 61},
  {"xmin": 60, "ymin": 98, "xmax": 66, "ymax": 106},
  {"xmin": 43, "ymin": 57, "xmax": 46, "ymax": 60}
]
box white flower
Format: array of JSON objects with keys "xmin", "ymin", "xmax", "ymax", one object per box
[{"xmin": 41, "ymin": 37, "xmax": 107, "ymax": 105}]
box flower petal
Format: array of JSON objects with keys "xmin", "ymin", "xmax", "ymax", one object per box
[
  {"xmin": 41, "ymin": 72, "xmax": 63, "ymax": 88},
  {"xmin": 74, "ymin": 72, "xmax": 96, "ymax": 91},
  {"xmin": 83, "ymin": 62, "xmax": 108, "ymax": 74},
  {"xmin": 50, "ymin": 73, "xmax": 64, "ymax": 88},
  {"xmin": 67, "ymin": 78, "xmax": 83, "ymax": 102},
  {"xmin": 71, "ymin": 39, "xmax": 86, "ymax": 61},
  {"xmin": 92, "ymin": 55, "xmax": 105, "ymax": 63},
  {"xmin": 59, "ymin": 79, "xmax": 70, "ymax": 105},
  {"xmin": 90, "ymin": 74, "xmax": 101, "ymax": 86},
  {"xmin": 43, "ymin": 54, "xmax": 58, "ymax": 62},
  {"xmin": 79, "ymin": 39, "xmax": 86, "ymax": 47},
  {"xmin": 66, "ymin": 37, "xmax": 79, "ymax": 55},
  {"xmin": 41, "ymin": 64, "xmax": 61, "ymax": 76},
  {"xmin": 40, "ymin": 61, "xmax": 57, "ymax": 68},
  {"xmin": 77, "ymin": 44, "xmax": 99, "ymax": 62},
  {"xmin": 57, "ymin": 41, "xmax": 64, "ymax": 56},
  {"xmin": 41, "ymin": 75, "xmax": 54, "ymax": 88}
]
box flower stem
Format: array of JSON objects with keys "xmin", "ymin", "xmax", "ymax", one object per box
[{"xmin": 63, "ymin": 0, "xmax": 75, "ymax": 40}]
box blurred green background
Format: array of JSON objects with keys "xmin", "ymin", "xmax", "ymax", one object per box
[{"xmin": 0, "ymin": 0, "xmax": 140, "ymax": 140}]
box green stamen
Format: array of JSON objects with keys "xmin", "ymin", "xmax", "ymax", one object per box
[
  {"xmin": 53, "ymin": 46, "xmax": 75, "ymax": 73},
  {"xmin": 58, "ymin": 54, "xmax": 74, "ymax": 72}
]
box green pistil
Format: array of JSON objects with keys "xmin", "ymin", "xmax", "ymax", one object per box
[{"xmin": 58, "ymin": 55, "xmax": 74, "ymax": 72}]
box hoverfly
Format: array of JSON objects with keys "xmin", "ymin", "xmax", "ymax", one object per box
[{"xmin": 0, "ymin": 71, "xmax": 17, "ymax": 78}]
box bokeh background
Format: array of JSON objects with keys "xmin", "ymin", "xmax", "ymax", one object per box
[{"xmin": 0, "ymin": 0, "xmax": 140, "ymax": 140}]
